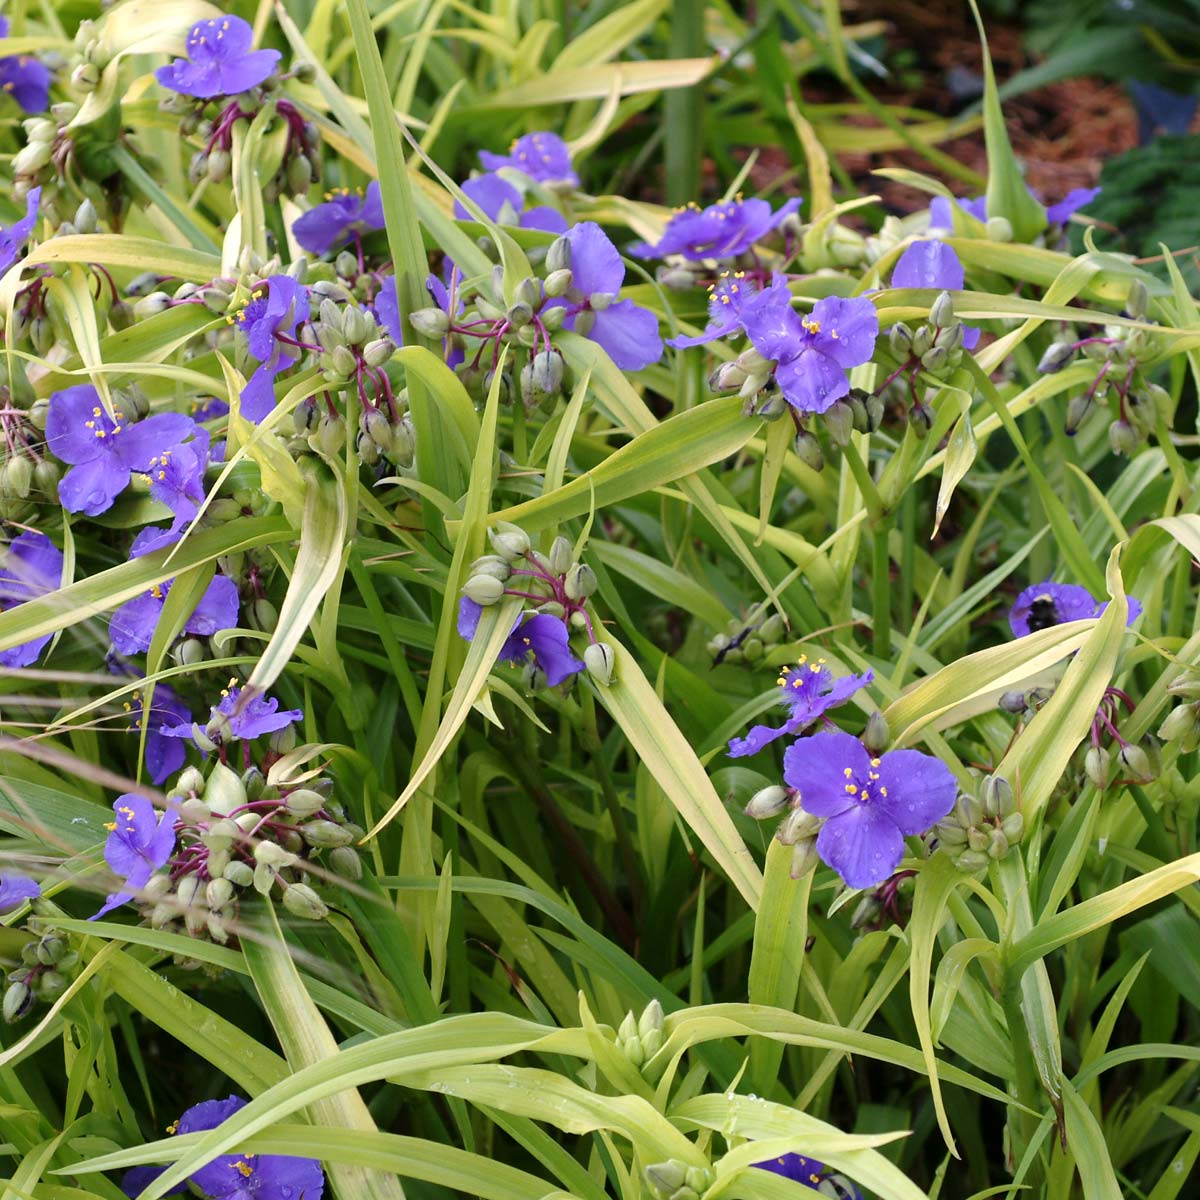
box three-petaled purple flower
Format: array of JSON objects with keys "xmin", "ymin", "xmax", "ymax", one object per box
[
  {"xmin": 1008, "ymin": 580, "xmax": 1143, "ymax": 639},
  {"xmin": 125, "ymin": 683, "xmax": 192, "ymax": 785},
  {"xmin": 0, "ymin": 186, "xmax": 41, "ymax": 275},
  {"xmin": 458, "ymin": 598, "xmax": 585, "ymax": 687},
  {"xmin": 0, "ymin": 873, "xmax": 40, "ymax": 914},
  {"xmin": 551, "ymin": 221, "xmax": 662, "ymax": 371},
  {"xmin": 890, "ymin": 240, "xmax": 980, "ymax": 350},
  {"xmin": 93, "ymin": 794, "xmax": 178, "ymax": 919},
  {"xmin": 156, "ymin": 16, "xmax": 280, "ymax": 100},
  {"xmin": 0, "ymin": 531, "xmax": 63, "ymax": 668},
  {"xmin": 0, "ymin": 18, "xmax": 51, "ymax": 112},
  {"xmin": 783, "ymin": 731, "xmax": 957, "ymax": 889},
  {"xmin": 635, "ymin": 196, "xmax": 800, "ymax": 261},
  {"xmin": 293, "ymin": 183, "xmax": 386, "ymax": 255},
  {"xmin": 109, "ymin": 574, "xmax": 239, "ymax": 656},
  {"xmin": 753, "ymin": 1152, "xmax": 862, "ymax": 1198},
  {"xmin": 930, "ymin": 186, "xmax": 1099, "ymax": 233},
  {"xmin": 456, "ymin": 173, "xmax": 567, "ymax": 234},
  {"xmin": 161, "ymin": 684, "xmax": 303, "ymax": 745},
  {"xmin": 46, "ymin": 385, "xmax": 196, "ymax": 516},
  {"xmin": 130, "ymin": 431, "xmax": 213, "ymax": 558},
  {"xmin": 120, "ymin": 1095, "xmax": 325, "ymax": 1200},
  {"xmin": 668, "ymin": 272, "xmax": 759, "ymax": 349},
  {"xmin": 728, "ymin": 656, "xmax": 873, "ymax": 758},
  {"xmin": 480, "ymin": 131, "xmax": 578, "ymax": 187},
  {"xmin": 740, "ymin": 281, "xmax": 879, "ymax": 413},
  {"xmin": 233, "ymin": 276, "xmax": 311, "ymax": 424}
]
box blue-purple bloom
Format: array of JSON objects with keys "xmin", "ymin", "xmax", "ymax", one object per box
[
  {"xmin": 1008, "ymin": 581, "xmax": 1143, "ymax": 639},
  {"xmin": 160, "ymin": 685, "xmax": 303, "ymax": 745},
  {"xmin": 668, "ymin": 272, "xmax": 760, "ymax": 349},
  {"xmin": 458, "ymin": 598, "xmax": 585, "ymax": 687},
  {"xmin": 93, "ymin": 794, "xmax": 178, "ymax": 919},
  {"xmin": 740, "ymin": 282, "xmax": 879, "ymax": 413},
  {"xmin": 455, "ymin": 173, "xmax": 567, "ymax": 234},
  {"xmin": 480, "ymin": 131, "xmax": 578, "ymax": 187},
  {"xmin": 783, "ymin": 731, "xmax": 957, "ymax": 889},
  {"xmin": 234, "ymin": 276, "xmax": 311, "ymax": 424},
  {"xmin": 130, "ymin": 431, "xmax": 213, "ymax": 558},
  {"xmin": 129, "ymin": 684, "xmax": 192, "ymax": 786},
  {"xmin": 109, "ymin": 574, "xmax": 239, "ymax": 656},
  {"xmin": 0, "ymin": 873, "xmax": 40, "ymax": 913},
  {"xmin": 293, "ymin": 183, "xmax": 385, "ymax": 255},
  {"xmin": 0, "ymin": 186, "xmax": 41, "ymax": 275},
  {"xmin": 753, "ymin": 1152, "xmax": 862, "ymax": 1197},
  {"xmin": 46, "ymin": 385, "xmax": 196, "ymax": 516},
  {"xmin": 156, "ymin": 16, "xmax": 280, "ymax": 99},
  {"xmin": 552, "ymin": 221, "xmax": 663, "ymax": 371},
  {"xmin": 0, "ymin": 531, "xmax": 63, "ymax": 668},
  {"xmin": 121, "ymin": 1095, "xmax": 325, "ymax": 1200},
  {"xmin": 634, "ymin": 196, "xmax": 800, "ymax": 261},
  {"xmin": 729, "ymin": 657, "xmax": 873, "ymax": 758},
  {"xmin": 890, "ymin": 240, "xmax": 980, "ymax": 350},
  {"xmin": 930, "ymin": 186, "xmax": 1099, "ymax": 233},
  {"xmin": 0, "ymin": 19, "xmax": 51, "ymax": 112}
]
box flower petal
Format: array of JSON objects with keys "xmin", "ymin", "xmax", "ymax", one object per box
[
  {"xmin": 872, "ymin": 749, "xmax": 957, "ymax": 835},
  {"xmin": 816, "ymin": 804, "xmax": 905, "ymax": 889},
  {"xmin": 782, "ymin": 730, "xmax": 870, "ymax": 817},
  {"xmin": 585, "ymin": 300, "xmax": 663, "ymax": 371}
]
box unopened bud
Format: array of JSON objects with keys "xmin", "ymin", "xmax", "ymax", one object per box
[
  {"xmin": 205, "ymin": 761, "xmax": 247, "ymax": 816},
  {"xmin": 468, "ymin": 554, "xmax": 512, "ymax": 582},
  {"xmin": 930, "ymin": 290, "xmax": 955, "ymax": 328},
  {"xmin": 1108, "ymin": 419, "xmax": 1139, "ymax": 456},
  {"xmin": 583, "ymin": 641, "xmax": 615, "ymax": 686},
  {"xmin": 793, "ymin": 429, "xmax": 824, "ymax": 472},
  {"xmin": 548, "ymin": 535, "xmax": 573, "ymax": 575},
  {"xmin": 777, "ymin": 805, "xmax": 822, "ymax": 845},
  {"xmin": 4, "ymin": 981, "xmax": 32, "ymax": 1023},
  {"xmin": 822, "ymin": 399, "xmax": 854, "ymax": 447},
  {"xmin": 645, "ymin": 1162, "xmax": 688, "ymax": 1196},
  {"xmin": 462, "ymin": 574, "xmax": 506, "ymax": 605},
  {"xmin": 863, "ymin": 711, "xmax": 889, "ymax": 755},
  {"xmin": 998, "ymin": 690, "xmax": 1028, "ymax": 714},
  {"xmin": 282, "ymin": 882, "xmax": 329, "ymax": 920},
  {"xmin": 982, "ymin": 775, "xmax": 1013, "ymax": 819},
  {"xmin": 488, "ymin": 521, "xmax": 530, "ymax": 561},
  {"xmin": 1084, "ymin": 745, "xmax": 1110, "ymax": 789},
  {"xmin": 1117, "ymin": 743, "xmax": 1152, "ymax": 782},
  {"xmin": 790, "ymin": 837, "xmax": 820, "ymax": 878},
  {"xmin": 224, "ymin": 861, "xmax": 255, "ymax": 887},
  {"xmin": 1038, "ymin": 341, "xmax": 1076, "ymax": 374},
  {"xmin": 543, "ymin": 268, "xmax": 573, "ymax": 298},
  {"xmin": 329, "ymin": 845, "xmax": 363, "ymax": 881},
  {"xmin": 206, "ymin": 878, "xmax": 235, "ymax": 911},
  {"xmin": 546, "ymin": 236, "xmax": 571, "ymax": 274},
  {"xmin": 985, "ymin": 216, "xmax": 1013, "ymax": 242},
  {"xmin": 909, "ymin": 401, "xmax": 934, "ymax": 438},
  {"xmin": 362, "ymin": 337, "xmax": 395, "ymax": 367},
  {"xmin": 1065, "ymin": 393, "xmax": 1093, "ymax": 436},
  {"xmin": 986, "ymin": 829, "xmax": 1010, "ymax": 859},
  {"xmin": 302, "ymin": 819, "xmax": 354, "ymax": 848},
  {"xmin": 957, "ymin": 849, "xmax": 989, "ymax": 871},
  {"xmin": 564, "ymin": 563, "xmax": 597, "ymax": 600},
  {"xmin": 911, "ymin": 326, "xmax": 933, "ymax": 358},
  {"xmin": 1000, "ymin": 811, "xmax": 1024, "ymax": 843},
  {"xmin": 744, "ymin": 785, "xmax": 790, "ymax": 820},
  {"xmin": 888, "ymin": 323, "xmax": 912, "ymax": 356},
  {"xmin": 1126, "ymin": 279, "xmax": 1149, "ymax": 320}
]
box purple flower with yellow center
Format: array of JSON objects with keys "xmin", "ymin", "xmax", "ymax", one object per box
[
  {"xmin": 93, "ymin": 794, "xmax": 178, "ymax": 919},
  {"xmin": 0, "ymin": 873, "xmax": 40, "ymax": 914},
  {"xmin": 458, "ymin": 598, "xmax": 585, "ymax": 687},
  {"xmin": 728, "ymin": 655, "xmax": 873, "ymax": 758},
  {"xmin": 121, "ymin": 1095, "xmax": 325, "ymax": 1200},
  {"xmin": 550, "ymin": 221, "xmax": 663, "ymax": 371},
  {"xmin": 160, "ymin": 683, "xmax": 303, "ymax": 745},
  {"xmin": 455, "ymin": 173, "xmax": 567, "ymax": 234},
  {"xmin": 293, "ymin": 183, "xmax": 386, "ymax": 255},
  {"xmin": 0, "ymin": 531, "xmax": 63, "ymax": 668},
  {"xmin": 1009, "ymin": 580, "xmax": 1143, "ymax": 638},
  {"xmin": 783, "ymin": 730, "xmax": 957, "ymax": 889},
  {"xmin": 740, "ymin": 282, "xmax": 879, "ymax": 413},
  {"xmin": 130, "ymin": 433, "xmax": 213, "ymax": 559},
  {"xmin": 123, "ymin": 683, "xmax": 192, "ymax": 786},
  {"xmin": 46, "ymin": 385, "xmax": 196, "ymax": 516},
  {"xmin": 668, "ymin": 271, "xmax": 760, "ymax": 349},
  {"xmin": 635, "ymin": 195, "xmax": 801, "ymax": 261},
  {"xmin": 156, "ymin": 16, "xmax": 281, "ymax": 100},
  {"xmin": 480, "ymin": 131, "xmax": 578, "ymax": 187},
  {"xmin": 753, "ymin": 1152, "xmax": 862, "ymax": 1197},
  {"xmin": 0, "ymin": 18, "xmax": 51, "ymax": 112},
  {"xmin": 890, "ymin": 239, "xmax": 980, "ymax": 350},
  {"xmin": 0, "ymin": 187, "xmax": 41, "ymax": 275},
  {"xmin": 232, "ymin": 276, "xmax": 311, "ymax": 424},
  {"xmin": 108, "ymin": 574, "xmax": 239, "ymax": 656},
  {"xmin": 930, "ymin": 186, "xmax": 1099, "ymax": 232}
]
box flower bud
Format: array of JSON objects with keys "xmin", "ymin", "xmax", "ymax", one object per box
[
  {"xmin": 3, "ymin": 981, "xmax": 32, "ymax": 1023},
  {"xmin": 35, "ymin": 935, "xmax": 66, "ymax": 966},
  {"xmin": 206, "ymin": 878, "xmax": 235, "ymax": 911},
  {"xmin": 793, "ymin": 429, "xmax": 824, "ymax": 472},
  {"xmin": 888, "ymin": 323, "xmax": 912, "ymax": 356},
  {"xmin": 134, "ymin": 292, "xmax": 173, "ymax": 318},
  {"xmin": 822, "ymin": 399, "xmax": 854, "ymax": 447},
  {"xmin": 1158, "ymin": 702, "xmax": 1200, "ymax": 751},
  {"xmin": 645, "ymin": 1162, "xmax": 688, "ymax": 1196},
  {"xmin": 1000, "ymin": 811, "xmax": 1025, "ymax": 844},
  {"xmin": 759, "ymin": 613, "xmax": 785, "ymax": 643},
  {"xmin": 1084, "ymin": 745, "xmax": 1110, "ymax": 789},
  {"xmin": 920, "ymin": 345, "xmax": 949, "ymax": 373},
  {"xmin": 329, "ymin": 845, "xmax": 363, "ymax": 881},
  {"xmin": 955, "ymin": 792, "xmax": 984, "ymax": 829},
  {"xmin": 2, "ymin": 456, "xmax": 32, "ymax": 499},
  {"xmin": 583, "ymin": 641, "xmax": 615, "ymax": 687},
  {"xmin": 564, "ymin": 563, "xmax": 597, "ymax": 600},
  {"xmin": 462, "ymin": 574, "xmax": 506, "ymax": 605},
  {"xmin": 13, "ymin": 140, "xmax": 52, "ymax": 175},
  {"xmin": 709, "ymin": 361, "xmax": 747, "ymax": 391},
  {"xmin": 253, "ymin": 862, "xmax": 276, "ymax": 895},
  {"xmin": 967, "ymin": 828, "xmax": 990, "ymax": 853},
  {"xmin": 957, "ymin": 849, "xmax": 989, "ymax": 871},
  {"xmin": 755, "ymin": 390, "xmax": 788, "ymax": 420},
  {"xmin": 984, "ymin": 216, "xmax": 1013, "ymax": 242},
  {"xmin": 224, "ymin": 861, "xmax": 255, "ymax": 887},
  {"xmin": 571, "ymin": 309, "xmax": 595, "ymax": 336},
  {"xmin": 1107, "ymin": 419, "xmax": 1139, "ymax": 456},
  {"xmin": 777, "ymin": 805, "xmax": 821, "ymax": 845},
  {"xmin": 302, "ymin": 819, "xmax": 354, "ymax": 848},
  {"xmin": 934, "ymin": 821, "xmax": 968, "ymax": 845},
  {"xmin": 863, "ymin": 710, "xmax": 890, "ymax": 755},
  {"xmin": 787, "ymin": 837, "xmax": 819, "ymax": 879},
  {"xmin": 530, "ymin": 349, "xmax": 564, "ymax": 395},
  {"xmin": 1065, "ymin": 393, "xmax": 1093, "ymax": 436},
  {"xmin": 547, "ymin": 535, "xmax": 573, "ymax": 576},
  {"xmin": 287, "ymin": 153, "xmax": 314, "ymax": 195},
  {"xmin": 930, "ymin": 290, "xmax": 955, "ymax": 328},
  {"xmin": 1038, "ymin": 341, "xmax": 1076, "ymax": 374},
  {"xmin": 37, "ymin": 971, "xmax": 67, "ymax": 1001},
  {"xmin": 282, "ymin": 883, "xmax": 329, "ymax": 920},
  {"xmin": 987, "ymin": 828, "xmax": 1010, "ymax": 860},
  {"xmin": 362, "ymin": 337, "xmax": 395, "ymax": 367},
  {"xmin": 543, "ymin": 267, "xmax": 573, "ymax": 298},
  {"xmin": 911, "ymin": 326, "xmax": 933, "ymax": 358},
  {"xmin": 283, "ymin": 788, "xmax": 326, "ymax": 818},
  {"xmin": 488, "ymin": 521, "xmax": 530, "ymax": 561},
  {"xmin": 981, "ymin": 775, "xmax": 1013, "ymax": 819},
  {"xmin": 998, "ymin": 690, "xmax": 1028, "ymax": 714},
  {"xmin": 1118, "ymin": 743, "xmax": 1153, "ymax": 783},
  {"xmin": 744, "ymin": 785, "xmax": 789, "ymax": 820},
  {"xmin": 1126, "ymin": 279, "xmax": 1149, "ymax": 320}
]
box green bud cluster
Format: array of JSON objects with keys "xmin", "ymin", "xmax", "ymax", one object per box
[
  {"xmin": 644, "ymin": 1160, "xmax": 714, "ymax": 1200},
  {"xmin": 4, "ymin": 928, "xmax": 80, "ymax": 1024},
  {"xmin": 705, "ymin": 601, "xmax": 786, "ymax": 666},
  {"xmin": 1160, "ymin": 674, "xmax": 1200, "ymax": 754},
  {"xmin": 934, "ymin": 775, "xmax": 1023, "ymax": 871},
  {"xmin": 614, "ymin": 998, "xmax": 664, "ymax": 1068}
]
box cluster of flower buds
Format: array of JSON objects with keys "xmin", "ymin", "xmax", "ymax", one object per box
[
  {"xmin": 1039, "ymin": 281, "xmax": 1168, "ymax": 453},
  {"xmin": 0, "ymin": 394, "xmax": 59, "ymax": 521},
  {"xmin": 3, "ymin": 925, "xmax": 78, "ymax": 1023},
  {"xmin": 614, "ymin": 998, "xmax": 664, "ymax": 1069},
  {"xmin": 883, "ymin": 290, "xmax": 969, "ymax": 437},
  {"xmin": 744, "ymin": 784, "xmax": 821, "ymax": 879},
  {"xmin": 933, "ymin": 776, "xmax": 1023, "ymax": 870},
  {"xmin": 706, "ymin": 602, "xmax": 786, "ymax": 666},
  {"xmin": 1158, "ymin": 672, "xmax": 1200, "ymax": 754},
  {"xmin": 644, "ymin": 1161, "xmax": 714, "ymax": 1200},
  {"xmin": 140, "ymin": 759, "xmax": 361, "ymax": 943},
  {"xmin": 1081, "ymin": 686, "xmax": 1158, "ymax": 789}
]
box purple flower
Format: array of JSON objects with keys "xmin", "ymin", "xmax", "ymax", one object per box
[
  {"xmin": 0, "ymin": 531, "xmax": 63, "ymax": 668},
  {"xmin": 121, "ymin": 1096, "xmax": 324, "ymax": 1200},
  {"xmin": 890, "ymin": 240, "xmax": 980, "ymax": 350},
  {"xmin": 480, "ymin": 131, "xmax": 578, "ymax": 187},
  {"xmin": 668, "ymin": 272, "xmax": 759, "ymax": 349},
  {"xmin": 1044, "ymin": 188, "xmax": 1102, "ymax": 226},
  {"xmin": 753, "ymin": 1152, "xmax": 863, "ymax": 1198},
  {"xmin": 156, "ymin": 16, "xmax": 280, "ymax": 99},
  {"xmin": 293, "ymin": 183, "xmax": 385, "ymax": 255},
  {"xmin": 109, "ymin": 574, "xmax": 239, "ymax": 656},
  {"xmin": 455, "ymin": 173, "xmax": 567, "ymax": 234},
  {"xmin": 46, "ymin": 385, "xmax": 196, "ymax": 516},
  {"xmin": 0, "ymin": 186, "xmax": 41, "ymax": 275},
  {"xmin": 0, "ymin": 873, "xmax": 40, "ymax": 913},
  {"xmin": 1008, "ymin": 581, "xmax": 1143, "ymax": 638},
  {"xmin": 160, "ymin": 685, "xmax": 302, "ymax": 745},
  {"xmin": 458, "ymin": 598, "xmax": 585, "ymax": 687},
  {"xmin": 728, "ymin": 656, "xmax": 873, "ymax": 758},
  {"xmin": 234, "ymin": 276, "xmax": 311, "ymax": 424},
  {"xmin": 129, "ymin": 685, "xmax": 192, "ymax": 786},
  {"xmin": 93, "ymin": 794, "xmax": 178, "ymax": 919},
  {"xmin": 741, "ymin": 282, "xmax": 879, "ymax": 414},
  {"xmin": 635, "ymin": 196, "xmax": 801, "ymax": 261},
  {"xmin": 0, "ymin": 19, "xmax": 51, "ymax": 112},
  {"xmin": 930, "ymin": 186, "xmax": 1099, "ymax": 232},
  {"xmin": 552, "ymin": 221, "xmax": 662, "ymax": 371},
  {"xmin": 129, "ymin": 433, "xmax": 213, "ymax": 559},
  {"xmin": 782, "ymin": 731, "xmax": 957, "ymax": 889}
]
